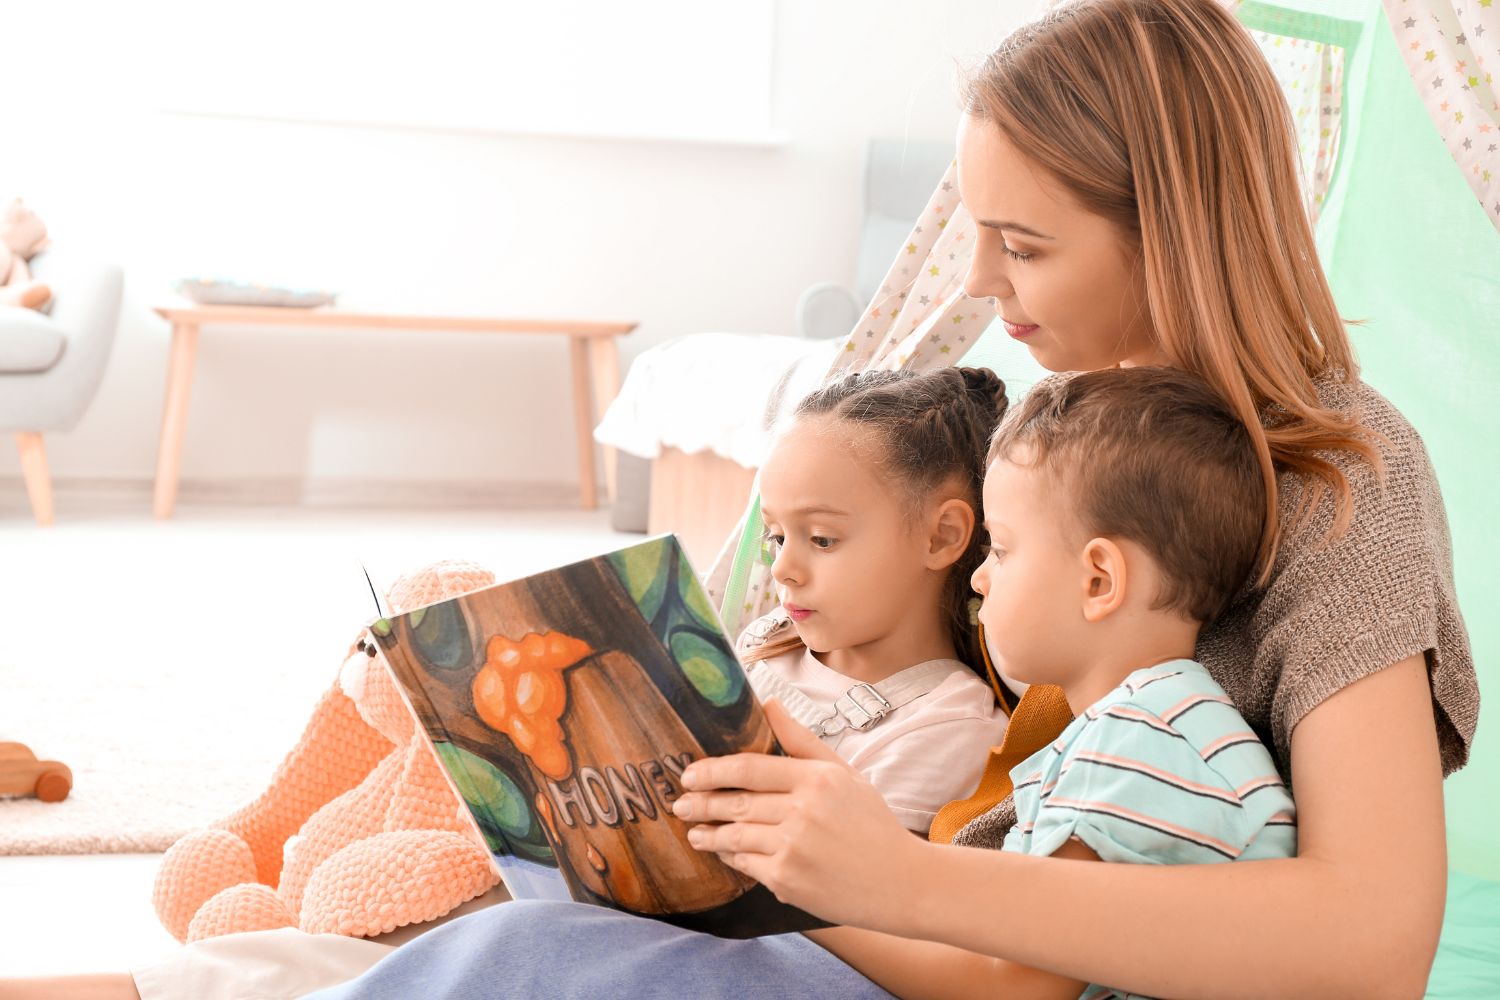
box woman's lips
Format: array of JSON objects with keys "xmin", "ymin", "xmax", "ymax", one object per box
[
  {"xmin": 784, "ymin": 604, "xmax": 813, "ymax": 622},
  {"xmin": 1003, "ymin": 320, "xmax": 1039, "ymax": 339}
]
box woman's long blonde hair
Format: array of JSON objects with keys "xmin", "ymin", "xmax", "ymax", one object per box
[{"xmin": 967, "ymin": 0, "xmax": 1378, "ymax": 578}]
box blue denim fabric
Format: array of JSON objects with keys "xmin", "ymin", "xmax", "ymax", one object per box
[{"xmin": 303, "ymin": 900, "xmax": 896, "ymax": 1000}]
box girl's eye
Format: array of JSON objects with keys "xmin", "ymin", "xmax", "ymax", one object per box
[
  {"xmin": 759, "ymin": 533, "xmax": 783, "ymax": 566},
  {"xmin": 987, "ymin": 546, "xmax": 1007, "ymax": 563},
  {"xmin": 1000, "ymin": 245, "xmax": 1034, "ymax": 263},
  {"xmin": 810, "ymin": 536, "xmax": 835, "ymax": 549}
]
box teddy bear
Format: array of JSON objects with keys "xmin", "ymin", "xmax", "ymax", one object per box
[
  {"xmin": 152, "ymin": 560, "xmax": 504, "ymax": 943},
  {"xmin": 0, "ymin": 198, "xmax": 52, "ymax": 310}
]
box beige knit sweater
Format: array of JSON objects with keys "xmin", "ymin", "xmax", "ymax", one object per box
[{"xmin": 954, "ymin": 378, "xmax": 1479, "ymax": 850}]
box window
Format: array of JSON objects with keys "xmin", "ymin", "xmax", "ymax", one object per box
[{"xmin": 150, "ymin": 0, "xmax": 779, "ymax": 145}]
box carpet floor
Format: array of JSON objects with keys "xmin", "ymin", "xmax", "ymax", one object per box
[{"xmin": 0, "ymin": 495, "xmax": 633, "ymax": 855}]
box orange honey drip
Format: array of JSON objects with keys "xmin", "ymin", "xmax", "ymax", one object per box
[{"xmin": 472, "ymin": 632, "xmax": 593, "ymax": 780}]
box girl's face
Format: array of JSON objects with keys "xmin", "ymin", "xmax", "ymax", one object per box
[
  {"xmin": 758, "ymin": 418, "xmax": 948, "ymax": 673},
  {"xmin": 956, "ymin": 115, "xmax": 1161, "ymax": 372}
]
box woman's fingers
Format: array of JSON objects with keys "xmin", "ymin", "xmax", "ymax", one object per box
[
  {"xmin": 680, "ymin": 701, "xmax": 855, "ymax": 793},
  {"xmin": 715, "ymin": 849, "xmax": 781, "ymax": 888},
  {"xmin": 672, "ymin": 789, "xmax": 792, "ymax": 824},
  {"xmin": 681, "ymin": 750, "xmax": 816, "ymax": 793},
  {"xmin": 686, "ymin": 820, "xmax": 783, "ymax": 857}
]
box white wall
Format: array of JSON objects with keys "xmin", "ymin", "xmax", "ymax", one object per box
[{"xmin": 2, "ymin": 1, "xmax": 1034, "ymax": 495}]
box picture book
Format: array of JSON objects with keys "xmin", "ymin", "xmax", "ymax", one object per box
[{"xmin": 367, "ymin": 534, "xmax": 827, "ymax": 938}]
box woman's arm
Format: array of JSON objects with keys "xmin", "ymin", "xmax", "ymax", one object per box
[
  {"xmin": 804, "ymin": 838, "xmax": 1095, "ymax": 1000},
  {"xmin": 680, "ymin": 656, "xmax": 1447, "ymax": 1000}
]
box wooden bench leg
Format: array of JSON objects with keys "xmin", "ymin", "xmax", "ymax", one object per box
[
  {"xmin": 153, "ymin": 322, "xmax": 201, "ymax": 519},
  {"xmin": 568, "ymin": 335, "xmax": 598, "ymax": 510},
  {"xmin": 587, "ymin": 336, "xmax": 622, "ymax": 503},
  {"xmin": 15, "ymin": 432, "xmax": 54, "ymax": 527}
]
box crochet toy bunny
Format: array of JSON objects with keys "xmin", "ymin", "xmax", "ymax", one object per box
[
  {"xmin": 152, "ymin": 561, "xmax": 503, "ymax": 943},
  {"xmin": 0, "ymin": 198, "xmax": 52, "ymax": 310}
]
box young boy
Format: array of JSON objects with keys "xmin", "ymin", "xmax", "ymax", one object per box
[{"xmin": 971, "ymin": 366, "xmax": 1296, "ymax": 998}]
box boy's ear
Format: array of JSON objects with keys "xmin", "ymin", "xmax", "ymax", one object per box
[
  {"xmin": 1079, "ymin": 537, "xmax": 1127, "ymax": 622},
  {"xmin": 925, "ymin": 497, "xmax": 975, "ymax": 571}
]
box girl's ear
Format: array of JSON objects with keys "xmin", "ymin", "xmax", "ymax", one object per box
[
  {"xmin": 925, "ymin": 498, "xmax": 975, "ymax": 570},
  {"xmin": 1079, "ymin": 537, "xmax": 1128, "ymax": 622}
]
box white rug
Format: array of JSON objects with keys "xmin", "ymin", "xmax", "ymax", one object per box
[{"xmin": 0, "ymin": 498, "xmax": 632, "ymax": 855}]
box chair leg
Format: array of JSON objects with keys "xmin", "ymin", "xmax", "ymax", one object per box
[{"xmin": 15, "ymin": 432, "xmax": 55, "ymax": 527}]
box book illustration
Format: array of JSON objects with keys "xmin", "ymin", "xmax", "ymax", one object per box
[{"xmin": 371, "ymin": 535, "xmax": 820, "ymax": 936}]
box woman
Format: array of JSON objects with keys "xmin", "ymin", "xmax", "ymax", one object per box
[{"xmin": 8, "ymin": 1, "xmax": 1477, "ymax": 997}]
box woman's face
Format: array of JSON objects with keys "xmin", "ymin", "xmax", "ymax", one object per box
[{"xmin": 956, "ymin": 115, "xmax": 1161, "ymax": 372}]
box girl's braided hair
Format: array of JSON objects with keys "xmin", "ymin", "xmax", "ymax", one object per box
[{"xmin": 744, "ymin": 366, "xmax": 1009, "ymax": 676}]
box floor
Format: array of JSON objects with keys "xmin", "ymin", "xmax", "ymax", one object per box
[{"xmin": 0, "ymin": 485, "xmax": 637, "ymax": 977}]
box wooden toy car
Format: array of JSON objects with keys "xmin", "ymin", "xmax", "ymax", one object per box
[{"xmin": 0, "ymin": 742, "xmax": 72, "ymax": 802}]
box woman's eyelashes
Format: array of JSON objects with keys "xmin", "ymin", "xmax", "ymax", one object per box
[{"xmin": 1000, "ymin": 244, "xmax": 1035, "ymax": 263}]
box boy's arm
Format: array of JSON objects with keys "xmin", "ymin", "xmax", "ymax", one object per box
[{"xmin": 806, "ymin": 838, "xmax": 1095, "ymax": 1000}]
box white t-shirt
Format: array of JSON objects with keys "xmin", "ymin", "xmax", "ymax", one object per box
[{"xmin": 737, "ymin": 615, "xmax": 1008, "ymax": 834}]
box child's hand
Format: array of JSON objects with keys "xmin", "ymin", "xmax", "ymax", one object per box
[{"xmin": 671, "ymin": 699, "xmax": 926, "ymax": 930}]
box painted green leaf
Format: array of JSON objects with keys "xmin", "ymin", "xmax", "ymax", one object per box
[
  {"xmin": 676, "ymin": 548, "xmax": 722, "ymax": 632},
  {"xmin": 434, "ymin": 742, "xmax": 552, "ymax": 862},
  {"xmin": 607, "ymin": 538, "xmax": 670, "ymax": 620},
  {"xmin": 670, "ymin": 631, "xmax": 743, "ymax": 707},
  {"xmin": 410, "ymin": 599, "xmax": 471, "ymax": 671}
]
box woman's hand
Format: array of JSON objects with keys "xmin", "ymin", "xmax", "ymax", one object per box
[{"xmin": 671, "ymin": 699, "xmax": 927, "ymax": 929}]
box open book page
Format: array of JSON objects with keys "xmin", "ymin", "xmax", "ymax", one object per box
[{"xmin": 369, "ymin": 534, "xmax": 827, "ymax": 938}]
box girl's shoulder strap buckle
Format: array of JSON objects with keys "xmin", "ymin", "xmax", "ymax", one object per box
[
  {"xmin": 829, "ymin": 683, "xmax": 893, "ymax": 733},
  {"xmin": 741, "ymin": 608, "xmax": 793, "ymax": 649}
]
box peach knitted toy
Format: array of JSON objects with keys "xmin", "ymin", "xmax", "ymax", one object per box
[{"xmin": 152, "ymin": 560, "xmax": 503, "ymax": 943}]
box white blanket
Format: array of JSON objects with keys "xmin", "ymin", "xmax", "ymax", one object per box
[{"xmin": 594, "ymin": 332, "xmax": 841, "ymax": 469}]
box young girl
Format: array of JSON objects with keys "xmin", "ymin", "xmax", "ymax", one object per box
[{"xmin": 738, "ymin": 366, "xmax": 1011, "ymax": 835}]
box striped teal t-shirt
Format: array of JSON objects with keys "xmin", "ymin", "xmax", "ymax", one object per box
[
  {"xmin": 1003, "ymin": 658, "xmax": 1296, "ymax": 866},
  {"xmin": 1002, "ymin": 660, "xmax": 1296, "ymax": 1000}
]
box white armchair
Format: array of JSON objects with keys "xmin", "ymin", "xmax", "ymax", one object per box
[{"xmin": 0, "ymin": 249, "xmax": 124, "ymax": 525}]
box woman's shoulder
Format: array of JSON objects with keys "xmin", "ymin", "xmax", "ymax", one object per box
[
  {"xmin": 1202, "ymin": 375, "xmax": 1477, "ymax": 779},
  {"xmin": 1312, "ymin": 375, "xmax": 1425, "ymax": 467},
  {"xmin": 1277, "ymin": 376, "xmax": 1440, "ymax": 549}
]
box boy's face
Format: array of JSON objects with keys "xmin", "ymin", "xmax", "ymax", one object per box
[
  {"xmin": 971, "ymin": 453, "xmax": 1090, "ymax": 688},
  {"xmin": 759, "ymin": 419, "xmax": 935, "ymax": 663}
]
